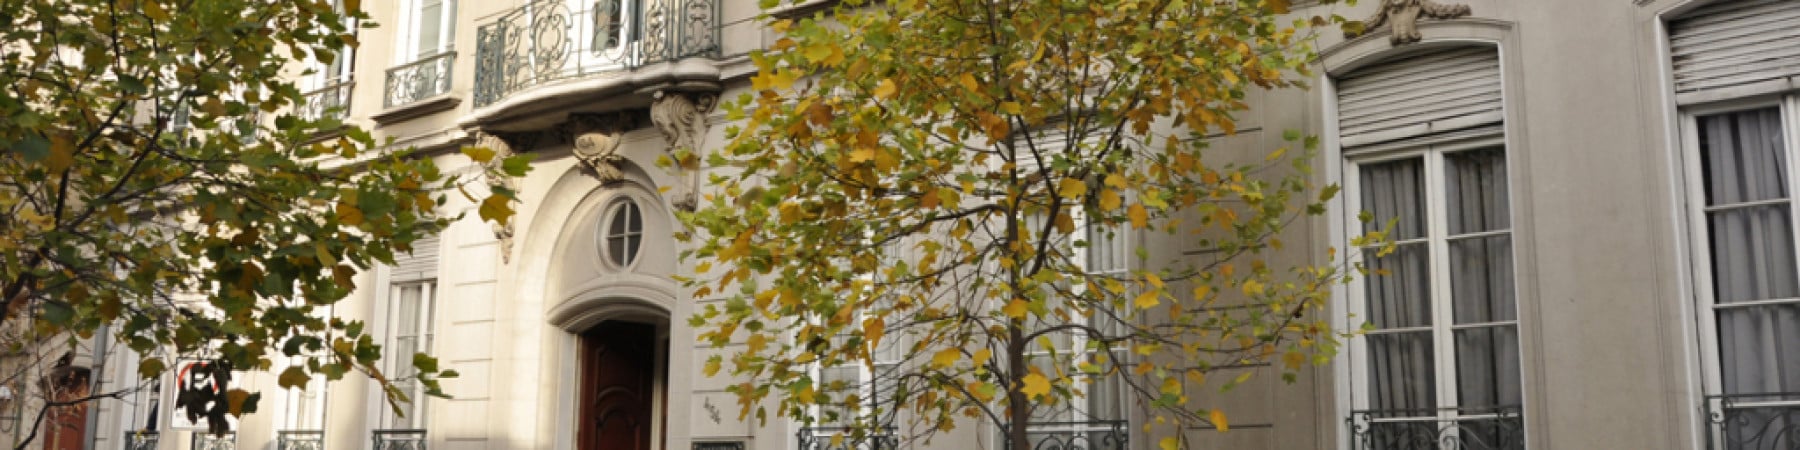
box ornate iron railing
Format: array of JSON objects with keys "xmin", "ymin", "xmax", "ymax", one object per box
[
  {"xmin": 1016, "ymin": 421, "xmax": 1129, "ymax": 450},
  {"xmin": 1706, "ymin": 393, "xmax": 1800, "ymax": 450},
  {"xmin": 191, "ymin": 431, "xmax": 236, "ymax": 450},
  {"xmin": 374, "ymin": 429, "xmax": 427, "ymax": 450},
  {"xmin": 299, "ymin": 80, "xmax": 355, "ymax": 123},
  {"xmin": 279, "ymin": 430, "xmax": 325, "ymax": 450},
  {"xmin": 1347, "ymin": 407, "xmax": 1524, "ymax": 450},
  {"xmin": 125, "ymin": 430, "xmax": 160, "ymax": 450},
  {"xmin": 385, "ymin": 52, "xmax": 456, "ymax": 108},
  {"xmin": 797, "ymin": 425, "xmax": 898, "ymax": 450},
  {"xmin": 472, "ymin": 0, "xmax": 721, "ymax": 107}
]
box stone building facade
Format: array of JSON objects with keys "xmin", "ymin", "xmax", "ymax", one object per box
[{"xmin": 15, "ymin": 0, "xmax": 1800, "ymax": 449}]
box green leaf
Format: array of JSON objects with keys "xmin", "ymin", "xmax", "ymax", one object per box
[
  {"xmin": 500, "ymin": 153, "xmax": 535, "ymax": 177},
  {"xmin": 41, "ymin": 300, "xmax": 73, "ymax": 325},
  {"xmin": 278, "ymin": 367, "xmax": 310, "ymax": 390}
]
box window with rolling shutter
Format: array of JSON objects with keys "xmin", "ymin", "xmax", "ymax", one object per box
[
  {"xmin": 1668, "ymin": 0, "xmax": 1800, "ymax": 104},
  {"xmin": 390, "ymin": 235, "xmax": 439, "ymax": 283},
  {"xmin": 1336, "ymin": 46, "xmax": 1503, "ymax": 148},
  {"xmin": 1335, "ymin": 44, "xmax": 1524, "ymax": 449}
]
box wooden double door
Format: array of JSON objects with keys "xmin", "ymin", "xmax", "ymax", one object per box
[{"xmin": 579, "ymin": 321, "xmax": 664, "ymax": 450}]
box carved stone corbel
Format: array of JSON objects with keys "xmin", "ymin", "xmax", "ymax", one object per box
[
  {"xmin": 474, "ymin": 131, "xmax": 519, "ymax": 264},
  {"xmin": 1344, "ymin": 0, "xmax": 1471, "ymax": 45},
  {"xmin": 568, "ymin": 112, "xmax": 640, "ymax": 184},
  {"xmin": 649, "ymin": 90, "xmax": 716, "ymax": 212}
]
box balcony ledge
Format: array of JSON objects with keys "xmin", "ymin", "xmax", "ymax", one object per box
[
  {"xmin": 372, "ymin": 93, "xmax": 462, "ymax": 126},
  {"xmin": 458, "ymin": 58, "xmax": 722, "ymax": 133}
]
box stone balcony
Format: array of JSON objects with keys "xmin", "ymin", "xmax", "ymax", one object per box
[{"xmin": 466, "ymin": 0, "xmax": 722, "ymax": 132}]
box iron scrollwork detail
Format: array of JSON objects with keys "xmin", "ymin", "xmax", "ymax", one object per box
[
  {"xmin": 473, "ymin": 0, "xmax": 721, "ymax": 107},
  {"xmin": 797, "ymin": 426, "xmax": 899, "ymax": 450},
  {"xmin": 385, "ymin": 52, "xmax": 456, "ymax": 108},
  {"xmin": 1019, "ymin": 421, "xmax": 1129, "ymax": 450},
  {"xmin": 373, "ymin": 429, "xmax": 428, "ymax": 450},
  {"xmin": 1347, "ymin": 407, "xmax": 1524, "ymax": 450},
  {"xmin": 1706, "ymin": 393, "xmax": 1800, "ymax": 450}
]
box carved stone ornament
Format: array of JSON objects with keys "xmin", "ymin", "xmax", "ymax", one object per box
[
  {"xmin": 1344, "ymin": 0, "xmax": 1472, "ymax": 45},
  {"xmin": 568, "ymin": 113, "xmax": 639, "ymax": 184},
  {"xmin": 649, "ymin": 90, "xmax": 717, "ymax": 212},
  {"xmin": 475, "ymin": 131, "xmax": 519, "ymax": 264}
]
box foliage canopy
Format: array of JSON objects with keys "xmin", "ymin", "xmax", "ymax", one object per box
[
  {"xmin": 685, "ymin": 0, "xmax": 1363, "ymax": 448},
  {"xmin": 0, "ymin": 0, "xmax": 526, "ymax": 438}
]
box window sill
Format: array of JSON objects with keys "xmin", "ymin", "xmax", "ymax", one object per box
[{"xmin": 372, "ymin": 94, "xmax": 462, "ymax": 126}]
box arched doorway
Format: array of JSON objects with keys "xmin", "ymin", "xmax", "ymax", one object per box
[{"xmin": 578, "ymin": 319, "xmax": 666, "ymax": 450}]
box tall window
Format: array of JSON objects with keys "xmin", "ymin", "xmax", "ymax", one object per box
[
  {"xmin": 1682, "ymin": 102, "xmax": 1800, "ymax": 447},
  {"xmin": 569, "ymin": 0, "xmax": 637, "ymax": 69},
  {"xmin": 1018, "ymin": 217, "xmax": 1129, "ymax": 446},
  {"xmin": 399, "ymin": 0, "xmax": 455, "ymax": 62},
  {"xmin": 1346, "ymin": 140, "xmax": 1522, "ymax": 447},
  {"xmin": 384, "ymin": 281, "xmax": 436, "ymax": 429}
]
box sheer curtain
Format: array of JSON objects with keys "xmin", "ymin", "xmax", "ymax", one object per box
[
  {"xmin": 1361, "ymin": 159, "xmax": 1436, "ymax": 415},
  {"xmin": 1699, "ymin": 108, "xmax": 1800, "ymax": 396},
  {"xmin": 1445, "ymin": 148, "xmax": 1522, "ymax": 412}
]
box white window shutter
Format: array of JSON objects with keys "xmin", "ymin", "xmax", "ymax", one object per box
[
  {"xmin": 417, "ymin": 0, "xmax": 445, "ymax": 58},
  {"xmin": 391, "ymin": 234, "xmax": 440, "ymax": 282},
  {"xmin": 1669, "ymin": 0, "xmax": 1800, "ymax": 103},
  {"xmin": 1336, "ymin": 46, "xmax": 1503, "ymax": 148}
]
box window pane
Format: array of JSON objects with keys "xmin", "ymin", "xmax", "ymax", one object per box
[
  {"xmin": 1699, "ymin": 108, "xmax": 1787, "ymax": 206},
  {"xmin": 1444, "ymin": 147, "xmax": 1510, "ymax": 235},
  {"xmin": 1708, "ymin": 205, "xmax": 1800, "ymax": 303},
  {"xmin": 1085, "ymin": 354, "xmax": 1124, "ymax": 421},
  {"xmin": 1367, "ymin": 331, "xmax": 1437, "ymax": 414},
  {"xmin": 1454, "ymin": 325, "xmax": 1522, "ymax": 409},
  {"xmin": 1364, "ymin": 243, "xmax": 1432, "ymax": 329},
  {"xmin": 397, "ymin": 286, "xmax": 422, "ymax": 337},
  {"xmin": 1719, "ymin": 303, "xmax": 1800, "ymax": 395},
  {"xmin": 626, "ymin": 202, "xmax": 641, "ymax": 231},
  {"xmin": 417, "ymin": 0, "xmax": 443, "ymax": 58},
  {"xmin": 608, "ymin": 236, "xmax": 627, "ymax": 265},
  {"xmin": 1360, "ymin": 158, "xmax": 1427, "ymax": 239},
  {"xmin": 1450, "ymin": 234, "xmax": 1516, "ymax": 324}
]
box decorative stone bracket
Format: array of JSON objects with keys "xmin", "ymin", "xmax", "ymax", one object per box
[
  {"xmin": 649, "ymin": 90, "xmax": 717, "ymax": 212},
  {"xmin": 1345, "ymin": 0, "xmax": 1472, "ymax": 45},
  {"xmin": 569, "ymin": 112, "xmax": 642, "ymax": 184},
  {"xmin": 474, "ymin": 131, "xmax": 523, "ymax": 264}
]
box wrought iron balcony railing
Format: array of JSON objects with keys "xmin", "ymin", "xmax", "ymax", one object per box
[
  {"xmin": 374, "ymin": 428, "xmax": 427, "ymax": 450},
  {"xmin": 125, "ymin": 430, "xmax": 160, "ymax": 450},
  {"xmin": 1016, "ymin": 420, "xmax": 1129, "ymax": 450},
  {"xmin": 386, "ymin": 52, "xmax": 456, "ymax": 108},
  {"xmin": 192, "ymin": 431, "xmax": 236, "ymax": 450},
  {"xmin": 1706, "ymin": 392, "xmax": 1800, "ymax": 450},
  {"xmin": 797, "ymin": 425, "xmax": 898, "ymax": 450},
  {"xmin": 472, "ymin": 0, "xmax": 722, "ymax": 107},
  {"xmin": 1347, "ymin": 407, "xmax": 1524, "ymax": 450},
  {"xmin": 279, "ymin": 430, "xmax": 325, "ymax": 450},
  {"xmin": 299, "ymin": 80, "xmax": 355, "ymax": 123}
]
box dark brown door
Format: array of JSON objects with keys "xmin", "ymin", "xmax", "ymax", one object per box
[{"xmin": 579, "ymin": 321, "xmax": 657, "ymax": 450}]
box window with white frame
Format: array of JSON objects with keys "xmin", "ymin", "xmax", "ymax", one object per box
[
  {"xmin": 383, "ymin": 280, "xmax": 436, "ymax": 430},
  {"xmin": 398, "ymin": 0, "xmax": 455, "ymax": 63},
  {"xmin": 1343, "ymin": 139, "xmax": 1523, "ymax": 446},
  {"xmin": 1667, "ymin": 0, "xmax": 1800, "ymax": 446},
  {"xmin": 1012, "ymin": 212, "xmax": 1129, "ymax": 447},
  {"xmin": 1335, "ymin": 44, "xmax": 1524, "ymax": 449},
  {"xmin": 1679, "ymin": 101, "xmax": 1800, "ymax": 444},
  {"xmin": 568, "ymin": 0, "xmax": 638, "ymax": 70}
]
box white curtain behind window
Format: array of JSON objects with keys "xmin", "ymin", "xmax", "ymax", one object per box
[
  {"xmin": 1699, "ymin": 108, "xmax": 1800, "ymax": 396},
  {"xmin": 1361, "ymin": 159, "xmax": 1436, "ymax": 415}
]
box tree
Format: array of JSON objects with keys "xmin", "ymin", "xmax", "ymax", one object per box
[
  {"xmin": 684, "ymin": 0, "xmax": 1366, "ymax": 448},
  {"xmin": 0, "ymin": 0, "xmax": 527, "ymax": 443}
]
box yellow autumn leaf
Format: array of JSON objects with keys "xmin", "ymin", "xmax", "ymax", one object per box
[
  {"xmin": 1211, "ymin": 409, "xmax": 1230, "ymax": 432},
  {"xmin": 1002, "ymin": 299, "xmax": 1029, "ymax": 318},
  {"xmin": 863, "ymin": 317, "xmax": 886, "ymax": 351},
  {"xmin": 462, "ymin": 146, "xmax": 497, "ymax": 163},
  {"xmin": 1161, "ymin": 437, "xmax": 1180, "ymax": 450},
  {"xmin": 874, "ymin": 79, "xmax": 898, "ymax": 99},
  {"xmin": 1128, "ymin": 203, "xmax": 1149, "ymax": 228},
  {"xmin": 931, "ymin": 348, "xmax": 962, "ymax": 368},
  {"xmin": 1098, "ymin": 189, "xmax": 1121, "ymax": 211},
  {"xmin": 1021, "ymin": 373, "xmax": 1050, "ymax": 399},
  {"xmin": 1134, "ymin": 290, "xmax": 1160, "ymax": 309},
  {"xmin": 1058, "ymin": 178, "xmax": 1087, "ymax": 199},
  {"xmin": 1104, "ymin": 173, "xmax": 1127, "ymax": 188}
]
